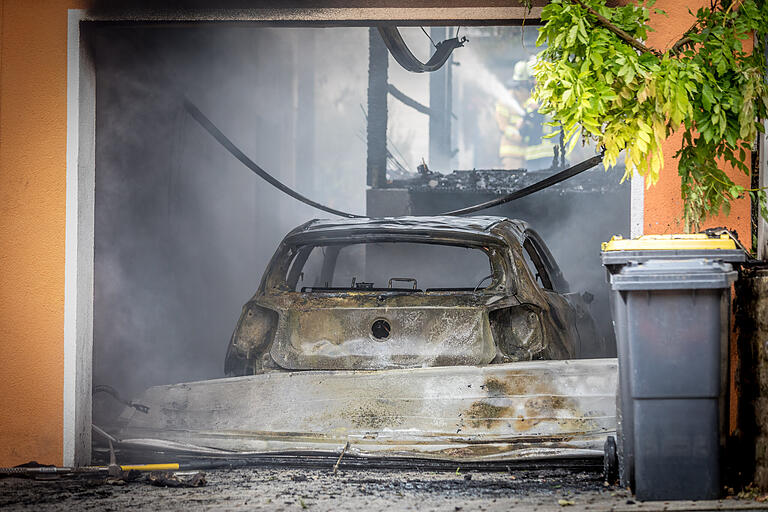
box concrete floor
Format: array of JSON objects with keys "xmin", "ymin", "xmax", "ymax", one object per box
[{"xmin": 1, "ymin": 467, "xmax": 766, "ymax": 511}]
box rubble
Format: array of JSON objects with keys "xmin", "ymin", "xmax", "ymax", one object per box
[{"xmin": 386, "ymin": 166, "xmax": 623, "ymax": 196}]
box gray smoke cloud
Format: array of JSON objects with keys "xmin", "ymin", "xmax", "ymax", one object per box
[
  {"xmin": 90, "ymin": 25, "xmax": 368, "ymax": 424},
  {"xmin": 90, "ymin": 24, "xmax": 627, "ymax": 427}
]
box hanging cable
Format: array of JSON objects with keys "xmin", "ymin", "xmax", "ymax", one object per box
[
  {"xmin": 420, "ymin": 26, "xmax": 438, "ymax": 48},
  {"xmin": 184, "ymin": 98, "xmax": 605, "ymax": 218},
  {"xmin": 183, "ymin": 99, "xmax": 364, "ymax": 219},
  {"xmin": 440, "ymin": 153, "xmax": 605, "ymax": 216}
]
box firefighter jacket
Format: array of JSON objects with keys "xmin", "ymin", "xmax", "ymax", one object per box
[{"xmin": 495, "ymin": 97, "xmax": 556, "ymax": 168}]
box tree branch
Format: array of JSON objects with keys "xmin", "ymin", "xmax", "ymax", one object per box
[
  {"xmin": 669, "ymin": 35, "xmax": 694, "ymax": 54},
  {"xmin": 669, "ymin": 22, "xmax": 699, "ymax": 55},
  {"xmin": 669, "ymin": 0, "xmax": 744, "ymax": 55},
  {"xmin": 572, "ymin": 0, "xmax": 662, "ymax": 56}
]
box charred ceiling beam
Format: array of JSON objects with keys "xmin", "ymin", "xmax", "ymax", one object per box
[
  {"xmin": 82, "ymin": 6, "xmax": 544, "ymax": 25},
  {"xmin": 388, "ymin": 83, "xmax": 430, "ymax": 116},
  {"xmin": 387, "ymin": 83, "xmax": 457, "ymax": 120}
]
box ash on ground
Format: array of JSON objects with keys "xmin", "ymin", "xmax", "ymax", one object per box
[{"xmin": 2, "ymin": 467, "xmax": 759, "ymax": 512}]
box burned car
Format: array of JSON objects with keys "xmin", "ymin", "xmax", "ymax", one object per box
[
  {"xmin": 224, "ymin": 215, "xmax": 606, "ymax": 375},
  {"xmin": 116, "ymin": 216, "xmax": 616, "ymax": 462}
]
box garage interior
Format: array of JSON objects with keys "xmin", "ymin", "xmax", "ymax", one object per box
[{"xmin": 89, "ymin": 19, "xmax": 629, "ymax": 434}]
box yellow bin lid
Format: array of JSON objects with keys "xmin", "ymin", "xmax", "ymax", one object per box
[{"xmin": 601, "ymin": 234, "xmax": 737, "ymax": 252}]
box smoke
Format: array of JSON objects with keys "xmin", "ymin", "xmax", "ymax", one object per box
[
  {"xmin": 454, "ymin": 48, "xmax": 520, "ymax": 115},
  {"xmin": 446, "ymin": 27, "xmax": 629, "ymax": 346},
  {"xmin": 90, "ymin": 25, "xmax": 368, "ymax": 424},
  {"xmin": 90, "ymin": 24, "xmax": 628, "ymax": 430}
]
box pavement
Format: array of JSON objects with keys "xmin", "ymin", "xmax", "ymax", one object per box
[{"xmin": 2, "ymin": 467, "xmax": 767, "ymax": 511}]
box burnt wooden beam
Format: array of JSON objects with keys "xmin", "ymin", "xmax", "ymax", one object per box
[{"xmin": 367, "ymin": 27, "xmax": 389, "ymax": 188}]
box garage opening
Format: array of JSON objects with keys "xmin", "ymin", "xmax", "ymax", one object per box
[{"xmin": 81, "ymin": 19, "xmax": 628, "ymax": 463}]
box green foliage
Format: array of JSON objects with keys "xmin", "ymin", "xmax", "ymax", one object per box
[{"xmin": 533, "ymin": 0, "xmax": 768, "ymax": 231}]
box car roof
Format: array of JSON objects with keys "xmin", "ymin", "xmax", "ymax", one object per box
[{"xmin": 283, "ymin": 216, "xmax": 528, "ymax": 246}]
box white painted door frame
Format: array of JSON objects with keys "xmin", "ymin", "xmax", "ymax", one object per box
[{"xmin": 64, "ymin": 9, "xmax": 95, "ymax": 468}]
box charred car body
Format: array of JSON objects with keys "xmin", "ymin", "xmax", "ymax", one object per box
[
  {"xmin": 225, "ymin": 216, "xmax": 606, "ymax": 375},
  {"xmin": 116, "ymin": 216, "xmax": 617, "ymax": 462}
]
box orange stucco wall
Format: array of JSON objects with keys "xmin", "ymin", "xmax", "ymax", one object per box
[
  {"xmin": 0, "ymin": 0, "xmax": 83, "ymax": 467},
  {"xmin": 643, "ymin": 0, "xmax": 752, "ymax": 435},
  {"xmin": 644, "ymin": 0, "xmax": 752, "ymax": 246}
]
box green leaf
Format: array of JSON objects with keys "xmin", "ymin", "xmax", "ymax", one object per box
[
  {"xmin": 578, "ymin": 20, "xmax": 589, "ymax": 43},
  {"xmin": 567, "ymin": 24, "xmax": 579, "ymax": 46},
  {"xmin": 702, "ymin": 84, "xmax": 715, "ymax": 111},
  {"xmin": 532, "ymin": 0, "xmax": 768, "ymax": 229}
]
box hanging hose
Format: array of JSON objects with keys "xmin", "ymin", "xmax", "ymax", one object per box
[
  {"xmin": 183, "ymin": 99, "xmax": 364, "ymax": 219},
  {"xmin": 377, "ymin": 27, "xmax": 466, "ymax": 73},
  {"xmin": 440, "ymin": 153, "xmax": 605, "ymax": 216},
  {"xmin": 184, "ymin": 98, "xmax": 605, "ymax": 218}
]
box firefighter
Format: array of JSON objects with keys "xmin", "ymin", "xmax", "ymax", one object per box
[{"xmin": 495, "ymin": 58, "xmax": 557, "ymax": 171}]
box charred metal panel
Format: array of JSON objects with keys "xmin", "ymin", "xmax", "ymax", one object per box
[
  {"xmin": 270, "ymin": 306, "xmax": 496, "ymax": 370},
  {"xmin": 291, "ymin": 215, "xmax": 511, "ymax": 237},
  {"xmin": 225, "ymin": 304, "xmax": 278, "ymax": 375},
  {"xmin": 489, "ymin": 305, "xmax": 545, "ymax": 362},
  {"xmin": 118, "ymin": 359, "xmax": 617, "ymax": 461}
]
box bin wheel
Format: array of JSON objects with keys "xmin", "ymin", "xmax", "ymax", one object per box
[{"xmin": 604, "ymin": 435, "xmax": 619, "ymax": 484}]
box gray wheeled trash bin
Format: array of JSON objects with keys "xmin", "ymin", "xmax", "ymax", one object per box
[{"xmin": 601, "ymin": 235, "xmax": 744, "ymax": 500}]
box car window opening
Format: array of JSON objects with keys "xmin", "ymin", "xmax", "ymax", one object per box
[
  {"xmin": 522, "ymin": 238, "xmax": 554, "ymax": 291},
  {"xmin": 286, "ymin": 242, "xmax": 494, "ymax": 292}
]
